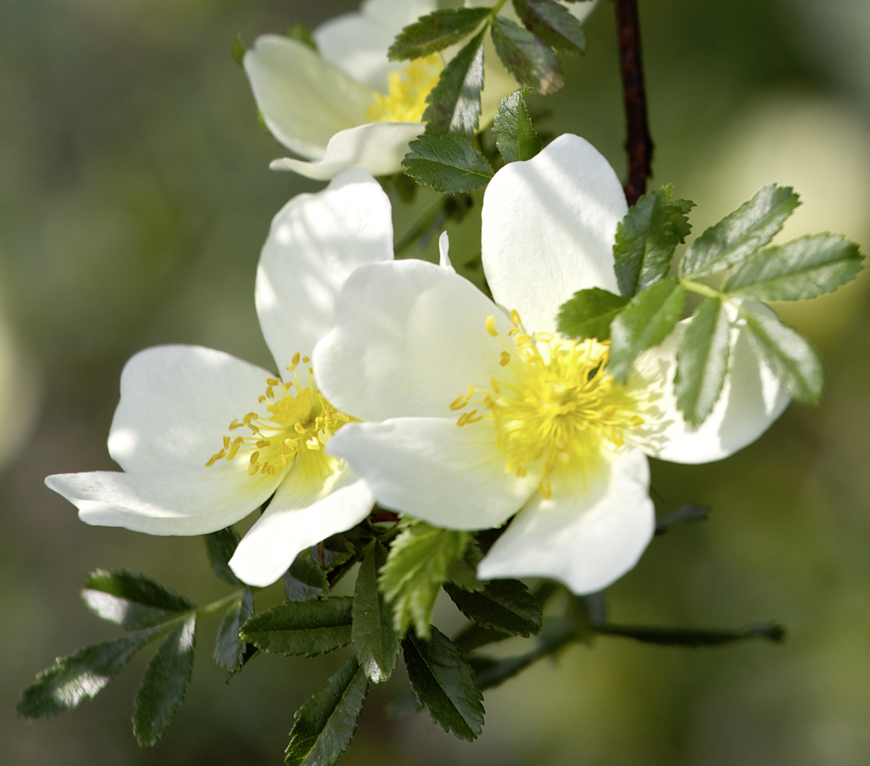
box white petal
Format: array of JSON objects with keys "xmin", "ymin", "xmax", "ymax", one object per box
[
  {"xmin": 478, "ymin": 449, "xmax": 655, "ymax": 594},
  {"xmin": 314, "ymin": 14, "xmax": 396, "ymax": 92},
  {"xmin": 256, "ymin": 169, "xmax": 394, "ymax": 371},
  {"xmin": 481, "ymin": 134, "xmax": 627, "ymax": 333},
  {"xmin": 45, "ymin": 461, "xmax": 281, "ymax": 536},
  {"xmin": 362, "ymin": 0, "xmax": 438, "ymax": 31},
  {"xmin": 438, "ymin": 231, "xmax": 455, "ymax": 271},
  {"xmin": 269, "ymin": 122, "xmax": 424, "ymax": 180},
  {"xmin": 313, "ymin": 259, "xmax": 511, "ymax": 422},
  {"xmin": 327, "ymin": 418, "xmax": 537, "ymax": 530},
  {"xmin": 565, "ymin": 0, "xmax": 599, "ymax": 25},
  {"xmin": 244, "ymin": 35, "xmax": 374, "ymax": 160},
  {"xmin": 108, "ymin": 345, "xmax": 274, "ymax": 473},
  {"xmin": 629, "ymin": 302, "xmax": 789, "ymax": 464},
  {"xmin": 229, "ymin": 459, "xmax": 373, "ymax": 587}
]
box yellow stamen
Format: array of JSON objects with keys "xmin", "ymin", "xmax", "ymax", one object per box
[{"xmin": 366, "ymin": 54, "xmax": 443, "ymax": 123}]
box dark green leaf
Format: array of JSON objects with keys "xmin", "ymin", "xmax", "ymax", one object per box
[
  {"xmin": 595, "ymin": 621, "xmax": 785, "ymax": 646},
  {"xmin": 285, "ymin": 22, "xmax": 317, "ymax": 51},
  {"xmin": 444, "ymin": 580, "xmax": 542, "ymax": 637},
  {"xmin": 319, "ymin": 535, "xmax": 357, "ymax": 572},
  {"xmin": 423, "ymin": 31, "xmax": 485, "ymax": 136},
  {"xmin": 557, "ymin": 287, "xmax": 630, "ymax": 341},
  {"xmin": 724, "ymin": 234, "xmax": 863, "ymax": 301},
  {"xmin": 231, "ymin": 33, "xmax": 245, "ymax": 67},
  {"xmin": 512, "ymin": 0, "xmax": 586, "ymax": 54},
  {"xmin": 204, "ymin": 527, "xmax": 243, "ymax": 586},
  {"xmin": 402, "ymin": 134, "xmax": 493, "ymax": 193},
  {"xmin": 82, "ymin": 570, "xmax": 194, "ymax": 631},
  {"xmin": 352, "ymin": 543, "xmax": 400, "ymax": 684},
  {"xmin": 133, "ymin": 616, "xmax": 197, "ymax": 746},
  {"xmin": 285, "ymin": 657, "xmax": 369, "ymax": 766},
  {"xmin": 241, "ymin": 598, "xmax": 353, "ymax": 657},
  {"xmin": 445, "ymin": 540, "xmax": 484, "ymax": 593},
  {"xmin": 608, "ymin": 278, "xmax": 686, "ymax": 381},
  {"xmin": 403, "ymin": 628, "xmax": 484, "ymax": 741},
  {"xmin": 388, "ymin": 8, "xmax": 491, "ymax": 61},
  {"xmin": 492, "ymin": 88, "xmax": 542, "ymax": 163},
  {"xmin": 614, "ymin": 188, "xmax": 694, "ymax": 297},
  {"xmin": 490, "ymin": 16, "xmax": 563, "ymax": 95},
  {"xmin": 214, "ymin": 589, "xmax": 254, "ymax": 672},
  {"xmin": 740, "ymin": 305, "xmax": 824, "ymax": 404},
  {"xmin": 680, "ymin": 184, "xmax": 800, "ymax": 276},
  {"xmin": 675, "ymin": 298, "xmax": 731, "ymax": 425},
  {"xmin": 284, "ymin": 551, "xmax": 330, "ymax": 602}
]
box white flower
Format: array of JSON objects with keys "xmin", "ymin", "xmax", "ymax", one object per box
[
  {"xmin": 312, "ymin": 135, "xmax": 789, "ymax": 594},
  {"xmin": 45, "ymin": 170, "xmax": 396, "ymax": 587},
  {"xmin": 243, "ymin": 0, "xmax": 597, "ymax": 181}
]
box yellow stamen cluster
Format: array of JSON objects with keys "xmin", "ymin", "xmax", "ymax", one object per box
[
  {"xmin": 451, "ymin": 311, "xmax": 644, "ymax": 499},
  {"xmin": 365, "ymin": 54, "xmax": 443, "ymax": 123},
  {"xmin": 206, "ymin": 354, "xmax": 351, "ymax": 477}
]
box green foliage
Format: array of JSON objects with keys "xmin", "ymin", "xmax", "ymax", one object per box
[
  {"xmin": 285, "ymin": 22, "xmax": 317, "ymax": 51},
  {"xmin": 388, "ymin": 8, "xmax": 491, "ymax": 61},
  {"xmin": 445, "ymin": 540, "xmax": 485, "ymax": 592},
  {"xmin": 285, "ymin": 658, "xmax": 369, "ymax": 766},
  {"xmin": 285, "ymin": 551, "xmax": 330, "ymax": 602},
  {"xmin": 403, "ymin": 628, "xmax": 485, "ymax": 741},
  {"xmin": 557, "ymin": 287, "xmax": 630, "ymax": 341},
  {"xmin": 444, "ymin": 580, "xmax": 543, "ymax": 637},
  {"xmin": 512, "ymin": 0, "xmax": 586, "ymax": 54},
  {"xmin": 82, "ymin": 569, "xmax": 195, "ymax": 630},
  {"xmin": 595, "ymin": 621, "xmax": 786, "ymax": 646},
  {"xmin": 241, "ymin": 599, "xmax": 354, "ymax": 658},
  {"xmin": 214, "ymin": 589, "xmax": 254, "ymax": 672},
  {"xmin": 231, "ymin": 33, "xmax": 245, "ymax": 67},
  {"xmin": 402, "ymin": 134, "xmax": 493, "ymax": 193},
  {"xmin": 423, "ymin": 31, "xmax": 485, "ymax": 136},
  {"xmin": 352, "ymin": 543, "xmax": 400, "ymax": 684},
  {"xmin": 204, "ymin": 526, "xmax": 244, "ymax": 586},
  {"xmin": 492, "ymin": 88, "xmax": 542, "ymax": 163},
  {"xmin": 490, "ymin": 16, "xmax": 563, "ymax": 95}
]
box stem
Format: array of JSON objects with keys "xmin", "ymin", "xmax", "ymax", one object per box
[
  {"xmin": 196, "ymin": 590, "xmax": 245, "ymax": 618},
  {"xmin": 681, "ymin": 278, "xmax": 721, "ymax": 300},
  {"xmin": 614, "ymin": 0, "xmax": 654, "ymax": 206},
  {"xmin": 490, "ymin": 0, "xmax": 509, "ymax": 15}
]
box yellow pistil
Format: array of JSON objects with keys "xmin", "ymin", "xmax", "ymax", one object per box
[
  {"xmin": 366, "ymin": 54, "xmax": 443, "ymax": 123},
  {"xmin": 452, "ymin": 311, "xmax": 644, "ymax": 496},
  {"xmin": 206, "ymin": 357, "xmax": 351, "ymax": 477}
]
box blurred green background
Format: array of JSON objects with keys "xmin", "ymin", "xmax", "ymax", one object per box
[{"xmin": 2, "ymin": 0, "xmax": 870, "ymax": 764}]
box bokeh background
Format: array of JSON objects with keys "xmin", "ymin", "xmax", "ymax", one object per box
[{"xmin": 3, "ymin": 0, "xmax": 870, "ymax": 764}]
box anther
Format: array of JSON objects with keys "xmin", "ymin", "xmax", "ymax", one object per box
[{"xmin": 486, "ymin": 316, "xmax": 498, "ymax": 337}]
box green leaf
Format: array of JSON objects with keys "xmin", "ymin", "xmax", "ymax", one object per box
[
  {"xmin": 402, "ymin": 134, "xmax": 493, "ymax": 193},
  {"xmin": 285, "ymin": 22, "xmax": 317, "ymax": 51},
  {"xmin": 231, "ymin": 33, "xmax": 245, "ymax": 67},
  {"xmin": 608, "ymin": 278, "xmax": 686, "ymax": 381},
  {"xmin": 204, "ymin": 527, "xmax": 244, "ymax": 586},
  {"xmin": 445, "ymin": 540, "xmax": 485, "ymax": 593},
  {"xmin": 241, "ymin": 598, "xmax": 353, "ymax": 658},
  {"xmin": 492, "ymin": 88, "xmax": 542, "ymax": 163},
  {"xmin": 490, "ymin": 15, "xmax": 563, "ymax": 95},
  {"xmin": 512, "ymin": 0, "xmax": 586, "ymax": 54},
  {"xmin": 17, "ymin": 623, "xmax": 171, "ymax": 719},
  {"xmin": 674, "ymin": 298, "xmax": 731, "ymax": 425},
  {"xmin": 557, "ymin": 287, "xmax": 630, "ymax": 341},
  {"xmin": 680, "ymin": 184, "xmax": 800, "ymax": 276},
  {"xmin": 379, "ymin": 521, "xmax": 470, "ymax": 638},
  {"xmin": 403, "ymin": 627, "xmax": 485, "ymax": 741},
  {"xmin": 133, "ymin": 616, "xmax": 197, "ymax": 746},
  {"xmin": 724, "ymin": 234, "xmax": 863, "ymax": 301},
  {"xmin": 214, "ymin": 589, "xmax": 254, "ymax": 672},
  {"xmin": 319, "ymin": 535, "xmax": 357, "ymax": 572},
  {"xmin": 740, "ymin": 305, "xmax": 824, "ymax": 404},
  {"xmin": 595, "ymin": 621, "xmax": 785, "ymax": 646},
  {"xmin": 284, "ymin": 551, "xmax": 330, "ymax": 602},
  {"xmin": 81, "ymin": 570, "xmax": 194, "ymax": 631},
  {"xmin": 388, "ymin": 8, "xmax": 491, "ymax": 61},
  {"xmin": 423, "ymin": 31, "xmax": 485, "ymax": 137},
  {"xmin": 444, "ymin": 580, "xmax": 542, "ymax": 637},
  {"xmin": 613, "ymin": 188, "xmax": 694, "ymax": 297},
  {"xmin": 352, "ymin": 543, "xmax": 400, "ymax": 684},
  {"xmin": 285, "ymin": 657, "xmax": 369, "ymax": 766}
]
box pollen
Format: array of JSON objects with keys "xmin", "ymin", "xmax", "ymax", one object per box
[{"xmin": 365, "ymin": 54, "xmax": 443, "ymax": 124}]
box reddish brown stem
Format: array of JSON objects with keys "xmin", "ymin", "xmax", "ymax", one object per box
[{"xmin": 369, "ymin": 510, "xmax": 399, "ymax": 524}]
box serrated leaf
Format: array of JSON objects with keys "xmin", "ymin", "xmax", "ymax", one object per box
[
  {"xmin": 285, "ymin": 22, "xmax": 317, "ymax": 51},
  {"xmin": 388, "ymin": 8, "xmax": 491, "ymax": 61},
  {"xmin": 352, "ymin": 543, "xmax": 400, "ymax": 684},
  {"xmin": 319, "ymin": 535, "xmax": 357, "ymax": 571},
  {"xmin": 512, "ymin": 0, "xmax": 586, "ymax": 54},
  {"xmin": 492, "ymin": 88, "xmax": 542, "ymax": 163},
  {"xmin": 680, "ymin": 184, "xmax": 800, "ymax": 276},
  {"xmin": 82, "ymin": 570, "xmax": 195, "ymax": 631},
  {"xmin": 284, "ymin": 551, "xmax": 330, "ymax": 602},
  {"xmin": 614, "ymin": 188, "xmax": 694, "ymax": 297},
  {"xmin": 608, "ymin": 278, "xmax": 686, "ymax": 381},
  {"xmin": 214, "ymin": 589, "xmax": 254, "ymax": 672},
  {"xmin": 490, "ymin": 16, "xmax": 563, "ymax": 95},
  {"xmin": 204, "ymin": 527, "xmax": 243, "ymax": 586},
  {"xmin": 444, "ymin": 580, "xmax": 542, "ymax": 637},
  {"xmin": 241, "ymin": 598, "xmax": 353, "ymax": 658},
  {"xmin": 423, "ymin": 30, "xmax": 485, "ymax": 136},
  {"xmin": 17, "ymin": 623, "xmax": 171, "ymax": 719},
  {"xmin": 557, "ymin": 287, "xmax": 630, "ymax": 341},
  {"xmin": 674, "ymin": 298, "xmax": 731, "ymax": 425},
  {"xmin": 285, "ymin": 657, "xmax": 369, "ymax": 766},
  {"xmin": 724, "ymin": 234, "xmax": 863, "ymax": 301},
  {"xmin": 445, "ymin": 540, "xmax": 484, "ymax": 592},
  {"xmin": 740, "ymin": 305, "xmax": 824, "ymax": 404},
  {"xmin": 402, "ymin": 134, "xmax": 493, "ymax": 194},
  {"xmin": 403, "ymin": 627, "xmax": 485, "ymax": 741},
  {"xmin": 133, "ymin": 616, "xmax": 196, "ymax": 746}
]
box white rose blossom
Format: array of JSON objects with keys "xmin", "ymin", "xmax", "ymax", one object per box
[
  {"xmin": 312, "ymin": 134, "xmax": 790, "ymax": 594},
  {"xmin": 45, "ymin": 170, "xmax": 397, "ymax": 587}
]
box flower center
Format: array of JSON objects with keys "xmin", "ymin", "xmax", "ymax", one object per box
[
  {"xmin": 365, "ymin": 54, "xmax": 443, "ymax": 123},
  {"xmin": 206, "ymin": 353, "xmax": 351, "ymax": 477},
  {"xmin": 451, "ymin": 311, "xmax": 644, "ymax": 499}
]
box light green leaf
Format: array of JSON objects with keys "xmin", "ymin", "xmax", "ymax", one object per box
[
  {"xmin": 512, "ymin": 0, "xmax": 586, "ymax": 54},
  {"xmin": 352, "ymin": 543, "xmax": 400, "ymax": 684},
  {"xmin": 388, "ymin": 8, "xmax": 491, "ymax": 61},
  {"xmin": 214, "ymin": 589, "xmax": 254, "ymax": 672},
  {"xmin": 492, "ymin": 88, "xmax": 542, "ymax": 163},
  {"xmin": 556, "ymin": 287, "xmax": 630, "ymax": 341},
  {"xmin": 402, "ymin": 134, "xmax": 493, "ymax": 193},
  {"xmin": 204, "ymin": 527, "xmax": 244, "ymax": 586},
  {"xmin": 445, "ymin": 540, "xmax": 485, "ymax": 593},
  {"xmin": 231, "ymin": 33, "xmax": 245, "ymax": 67},
  {"xmin": 444, "ymin": 580, "xmax": 542, "ymax": 637},
  {"xmin": 490, "ymin": 15, "xmax": 563, "ymax": 95},
  {"xmin": 285, "ymin": 22, "xmax": 317, "ymax": 51},
  {"xmin": 241, "ymin": 598, "xmax": 353, "ymax": 658},
  {"xmin": 423, "ymin": 30, "xmax": 485, "ymax": 136}
]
